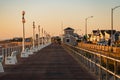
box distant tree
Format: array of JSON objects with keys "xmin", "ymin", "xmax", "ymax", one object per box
[
  {"xmin": 12, "ymin": 37, "xmax": 22, "ymax": 42},
  {"xmin": 83, "ymin": 35, "xmax": 87, "ymax": 41}
]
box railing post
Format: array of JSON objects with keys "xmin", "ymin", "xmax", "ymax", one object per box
[
  {"xmin": 8, "ymin": 47, "xmax": 10, "ymax": 56},
  {"xmin": 2, "ymin": 48, "xmax": 5, "ymax": 63},
  {"xmin": 99, "ymin": 53, "xmax": 102, "ymax": 80},
  {"xmin": 66, "ymin": 43, "xmax": 120, "ymax": 80},
  {"xmin": 5, "ymin": 48, "xmax": 7, "ymax": 57},
  {"xmin": 91, "ymin": 54, "xmax": 94, "ymax": 72},
  {"xmin": 93, "ymin": 54, "xmax": 95, "ymax": 73},
  {"xmin": 106, "ymin": 58, "xmax": 109, "ymax": 80},
  {"xmin": 89, "ymin": 54, "xmax": 92, "ymax": 71},
  {"xmin": 94, "ymin": 55, "xmax": 97, "ymax": 74},
  {"xmin": 114, "ymin": 60, "xmax": 117, "ymax": 80}
]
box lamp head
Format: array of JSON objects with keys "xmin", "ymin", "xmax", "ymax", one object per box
[{"xmin": 113, "ymin": 5, "xmax": 120, "ymax": 10}]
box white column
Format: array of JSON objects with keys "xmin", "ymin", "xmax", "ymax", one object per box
[
  {"xmin": 38, "ymin": 25, "xmax": 40, "ymax": 46},
  {"xmin": 33, "ymin": 21, "xmax": 35, "ymax": 48},
  {"xmin": 22, "ymin": 11, "xmax": 26, "ymax": 52}
]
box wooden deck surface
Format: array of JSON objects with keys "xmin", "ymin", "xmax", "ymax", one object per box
[{"xmin": 0, "ymin": 43, "xmax": 96, "ymax": 80}]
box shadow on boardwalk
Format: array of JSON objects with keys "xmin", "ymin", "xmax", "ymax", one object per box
[{"xmin": 0, "ymin": 43, "xmax": 96, "ymax": 80}]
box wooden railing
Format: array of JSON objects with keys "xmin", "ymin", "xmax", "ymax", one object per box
[{"xmin": 78, "ymin": 42, "xmax": 120, "ymax": 59}]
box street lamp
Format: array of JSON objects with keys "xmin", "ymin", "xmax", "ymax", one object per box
[
  {"xmin": 41, "ymin": 28, "xmax": 44, "ymax": 45},
  {"xmin": 22, "ymin": 11, "xmax": 25, "ymax": 52},
  {"xmin": 38, "ymin": 25, "xmax": 40, "ymax": 46},
  {"xmin": 111, "ymin": 5, "xmax": 120, "ymax": 47},
  {"xmin": 85, "ymin": 16, "xmax": 93, "ymax": 41},
  {"xmin": 44, "ymin": 30, "xmax": 46, "ymax": 44},
  {"xmin": 33, "ymin": 21, "xmax": 35, "ymax": 48}
]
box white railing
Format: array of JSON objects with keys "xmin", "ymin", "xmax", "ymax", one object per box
[
  {"xmin": 0, "ymin": 42, "xmax": 51, "ymax": 63},
  {"xmin": 1, "ymin": 45, "xmax": 22, "ymax": 59},
  {"xmin": 64, "ymin": 44, "xmax": 120, "ymax": 80},
  {"xmin": 0, "ymin": 40, "xmax": 51, "ymax": 72}
]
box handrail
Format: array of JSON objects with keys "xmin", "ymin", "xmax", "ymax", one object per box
[
  {"xmin": 0, "ymin": 44, "xmax": 31, "ymax": 62},
  {"xmin": 76, "ymin": 46, "xmax": 120, "ymax": 63},
  {"xmin": 73, "ymin": 49, "xmax": 120, "ymax": 79},
  {"xmin": 64, "ymin": 44, "xmax": 120, "ymax": 80}
]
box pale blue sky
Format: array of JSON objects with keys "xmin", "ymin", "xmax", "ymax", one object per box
[{"xmin": 0, "ymin": 0, "xmax": 120, "ymax": 39}]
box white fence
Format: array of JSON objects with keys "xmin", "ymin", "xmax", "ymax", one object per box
[{"xmin": 0, "ymin": 45, "xmax": 32, "ymax": 62}]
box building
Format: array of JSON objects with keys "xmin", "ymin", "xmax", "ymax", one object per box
[
  {"xmin": 90, "ymin": 29, "xmax": 100, "ymax": 43},
  {"xmin": 105, "ymin": 30, "xmax": 116, "ymax": 41},
  {"xmin": 63, "ymin": 27, "xmax": 78, "ymax": 46},
  {"xmin": 114, "ymin": 31, "xmax": 120, "ymax": 44},
  {"xmin": 90, "ymin": 29, "xmax": 117, "ymax": 44},
  {"xmin": 100, "ymin": 30, "xmax": 106, "ymax": 41}
]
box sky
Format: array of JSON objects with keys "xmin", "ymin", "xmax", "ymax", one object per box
[{"xmin": 0, "ymin": 0, "xmax": 120, "ymax": 40}]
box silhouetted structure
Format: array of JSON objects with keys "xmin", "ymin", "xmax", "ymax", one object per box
[{"xmin": 63, "ymin": 27, "xmax": 78, "ymax": 46}]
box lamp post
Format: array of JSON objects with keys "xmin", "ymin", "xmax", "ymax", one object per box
[
  {"xmin": 44, "ymin": 30, "xmax": 46, "ymax": 44},
  {"xmin": 38, "ymin": 25, "xmax": 40, "ymax": 46},
  {"xmin": 85, "ymin": 16, "xmax": 93, "ymax": 41},
  {"xmin": 61, "ymin": 21, "xmax": 63, "ymax": 35},
  {"xmin": 33, "ymin": 21, "xmax": 35, "ymax": 48},
  {"xmin": 111, "ymin": 5, "xmax": 120, "ymax": 47},
  {"xmin": 42, "ymin": 28, "xmax": 44, "ymax": 45},
  {"xmin": 111, "ymin": 6, "xmax": 120, "ymax": 80},
  {"xmin": 22, "ymin": 11, "xmax": 25, "ymax": 52}
]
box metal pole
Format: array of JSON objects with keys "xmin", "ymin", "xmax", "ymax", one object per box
[
  {"xmin": 85, "ymin": 16, "xmax": 93, "ymax": 41},
  {"xmin": 42, "ymin": 28, "xmax": 44, "ymax": 45},
  {"xmin": 99, "ymin": 53, "xmax": 102, "ymax": 80},
  {"xmin": 61, "ymin": 21, "xmax": 63, "ymax": 35},
  {"xmin": 85, "ymin": 18, "xmax": 87, "ymax": 38},
  {"xmin": 111, "ymin": 6, "xmax": 120, "ymax": 48},
  {"xmin": 111, "ymin": 8, "xmax": 113, "ymax": 49},
  {"xmin": 22, "ymin": 11, "xmax": 25, "ymax": 52},
  {"xmin": 114, "ymin": 61, "xmax": 117, "ymax": 80},
  {"xmin": 38, "ymin": 25, "xmax": 40, "ymax": 46},
  {"xmin": 106, "ymin": 58, "xmax": 109, "ymax": 80},
  {"xmin": 44, "ymin": 30, "xmax": 46, "ymax": 44}
]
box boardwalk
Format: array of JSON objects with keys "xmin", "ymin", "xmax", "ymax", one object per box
[{"xmin": 0, "ymin": 43, "xmax": 96, "ymax": 80}]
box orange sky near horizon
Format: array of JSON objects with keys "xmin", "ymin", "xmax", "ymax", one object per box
[{"xmin": 0, "ymin": 0, "xmax": 120, "ymax": 40}]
